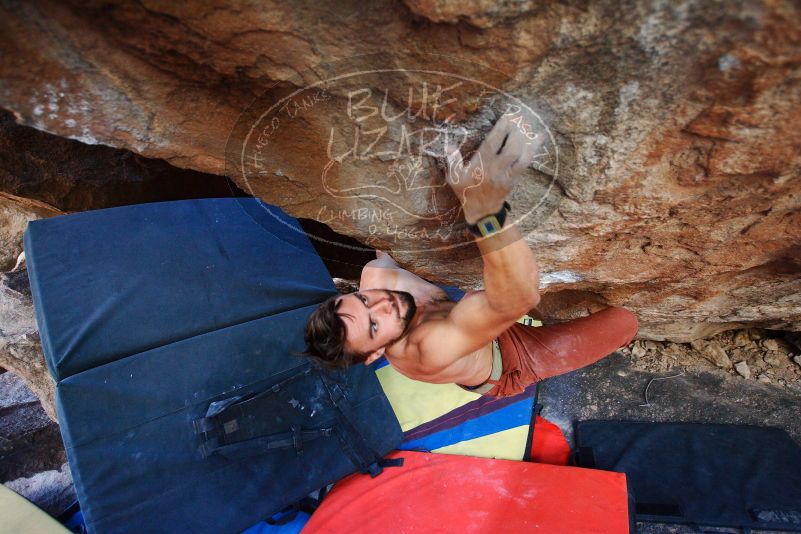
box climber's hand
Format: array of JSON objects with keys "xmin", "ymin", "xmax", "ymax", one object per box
[{"xmin": 445, "ymin": 109, "xmax": 545, "ymax": 224}]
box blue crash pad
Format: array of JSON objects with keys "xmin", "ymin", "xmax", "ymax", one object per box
[
  {"xmin": 24, "ymin": 198, "xmax": 334, "ymax": 382},
  {"xmin": 25, "ymin": 199, "xmax": 406, "ymax": 534}
]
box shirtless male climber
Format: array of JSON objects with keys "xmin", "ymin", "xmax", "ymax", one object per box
[{"xmin": 304, "ymin": 111, "xmax": 639, "ymax": 397}]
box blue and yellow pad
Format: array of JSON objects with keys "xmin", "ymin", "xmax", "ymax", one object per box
[{"xmin": 373, "ymin": 315, "xmax": 541, "ymax": 461}]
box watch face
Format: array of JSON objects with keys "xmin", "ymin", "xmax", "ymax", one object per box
[{"xmin": 478, "ymin": 216, "xmax": 501, "ymax": 236}]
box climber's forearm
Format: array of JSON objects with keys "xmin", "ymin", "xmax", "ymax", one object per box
[{"xmin": 475, "ymin": 223, "xmax": 540, "ymax": 317}]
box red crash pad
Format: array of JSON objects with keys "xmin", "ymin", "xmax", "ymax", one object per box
[
  {"xmin": 530, "ymin": 415, "xmax": 572, "ymax": 465},
  {"xmin": 303, "ymin": 450, "xmax": 630, "ymax": 533}
]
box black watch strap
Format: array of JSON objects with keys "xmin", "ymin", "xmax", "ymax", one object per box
[{"xmin": 466, "ymin": 201, "xmax": 511, "ymax": 237}]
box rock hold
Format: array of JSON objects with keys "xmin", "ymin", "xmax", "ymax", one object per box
[
  {"xmin": 0, "ymin": 269, "xmax": 55, "ymax": 420},
  {"xmin": 733, "ymin": 331, "xmax": 752, "ymax": 347},
  {"xmin": 699, "ymin": 341, "xmax": 733, "ymax": 370},
  {"xmin": 0, "ymin": 192, "xmax": 61, "ymax": 272},
  {"xmin": 735, "ymin": 361, "xmax": 751, "ymax": 380},
  {"xmin": 762, "ymin": 339, "xmax": 780, "ymax": 352}
]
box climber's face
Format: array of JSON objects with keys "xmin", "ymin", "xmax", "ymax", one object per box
[{"xmin": 335, "ymin": 289, "xmax": 417, "ymax": 364}]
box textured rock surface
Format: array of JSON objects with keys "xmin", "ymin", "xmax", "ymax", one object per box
[
  {"xmin": 4, "ymin": 463, "xmax": 75, "ymax": 516},
  {"xmin": 625, "ymin": 327, "xmax": 801, "ymax": 389},
  {"xmin": 0, "ymin": 270, "xmax": 54, "ymax": 420},
  {"xmin": 0, "ymin": 372, "xmax": 65, "ymax": 481},
  {"xmin": 0, "ymin": 0, "xmax": 799, "ymax": 340},
  {"xmin": 0, "ymin": 192, "xmax": 61, "ymax": 272},
  {"xmin": 0, "ymin": 109, "xmax": 244, "ymax": 213}
]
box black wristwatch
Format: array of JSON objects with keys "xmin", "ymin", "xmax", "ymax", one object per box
[{"xmin": 466, "ymin": 201, "xmax": 511, "ymax": 237}]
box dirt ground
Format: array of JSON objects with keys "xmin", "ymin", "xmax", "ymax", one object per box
[{"xmin": 623, "ymin": 328, "xmax": 801, "ymax": 392}]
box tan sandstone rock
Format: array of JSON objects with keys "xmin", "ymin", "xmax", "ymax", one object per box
[
  {"xmin": 691, "ymin": 339, "xmax": 733, "ymax": 370},
  {"xmin": 0, "ymin": 0, "xmax": 798, "ymax": 343},
  {"xmin": 0, "ymin": 193, "xmax": 62, "ymax": 272}
]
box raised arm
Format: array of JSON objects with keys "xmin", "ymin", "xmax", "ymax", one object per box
[
  {"xmin": 359, "ymin": 250, "xmax": 399, "ymax": 288},
  {"xmin": 416, "ymin": 110, "xmax": 544, "ymax": 368},
  {"xmin": 449, "ymin": 111, "xmax": 542, "ymax": 312}
]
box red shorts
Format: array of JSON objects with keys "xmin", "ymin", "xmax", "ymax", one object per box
[{"xmin": 481, "ymin": 306, "xmax": 639, "ymax": 398}]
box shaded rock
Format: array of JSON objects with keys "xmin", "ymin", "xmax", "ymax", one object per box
[
  {"xmin": 4, "ymin": 463, "xmax": 74, "ymax": 516},
  {"xmin": 0, "ymin": 372, "xmax": 65, "ymax": 482},
  {"xmin": 642, "ymin": 340, "xmax": 659, "ymax": 352},
  {"xmin": 762, "ymin": 339, "xmax": 780, "ymax": 352},
  {"xmin": 0, "ymin": 109, "xmax": 246, "ymax": 213},
  {"xmin": 699, "ymin": 341, "xmax": 733, "ymax": 370},
  {"xmin": 735, "ymin": 361, "xmax": 751, "ymax": 379},
  {"xmin": 403, "ymin": 0, "xmax": 537, "ymax": 28},
  {"xmin": 0, "ymin": 192, "xmax": 62, "ymax": 272},
  {"xmin": 773, "ymin": 338, "xmax": 795, "ymax": 355},
  {"xmin": 333, "ymin": 278, "xmax": 359, "ymax": 294},
  {"xmin": 0, "ymin": 270, "xmax": 55, "ymax": 420},
  {"xmin": 748, "ymin": 329, "xmax": 765, "ymax": 341},
  {"xmin": 0, "ymin": 369, "xmax": 39, "ymax": 409},
  {"xmin": 787, "ymin": 332, "xmax": 801, "ymax": 352},
  {"xmin": 733, "ymin": 330, "xmax": 752, "ymax": 347},
  {"xmin": 728, "ymin": 347, "xmax": 746, "ymax": 361}
]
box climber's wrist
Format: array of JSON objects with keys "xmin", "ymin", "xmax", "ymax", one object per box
[
  {"xmin": 465, "ymin": 202, "xmax": 511, "ymax": 238},
  {"xmin": 462, "ymin": 199, "xmax": 507, "ymax": 225}
]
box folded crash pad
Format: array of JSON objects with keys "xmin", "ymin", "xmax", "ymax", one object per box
[
  {"xmin": 24, "ymin": 198, "xmax": 402, "ymax": 534},
  {"xmin": 24, "ymin": 198, "xmax": 333, "ymax": 381},
  {"xmin": 303, "ymin": 450, "xmax": 631, "ymax": 533}
]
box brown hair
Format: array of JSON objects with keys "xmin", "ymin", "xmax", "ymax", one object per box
[{"xmin": 301, "ymin": 291, "xmax": 369, "ymax": 369}]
